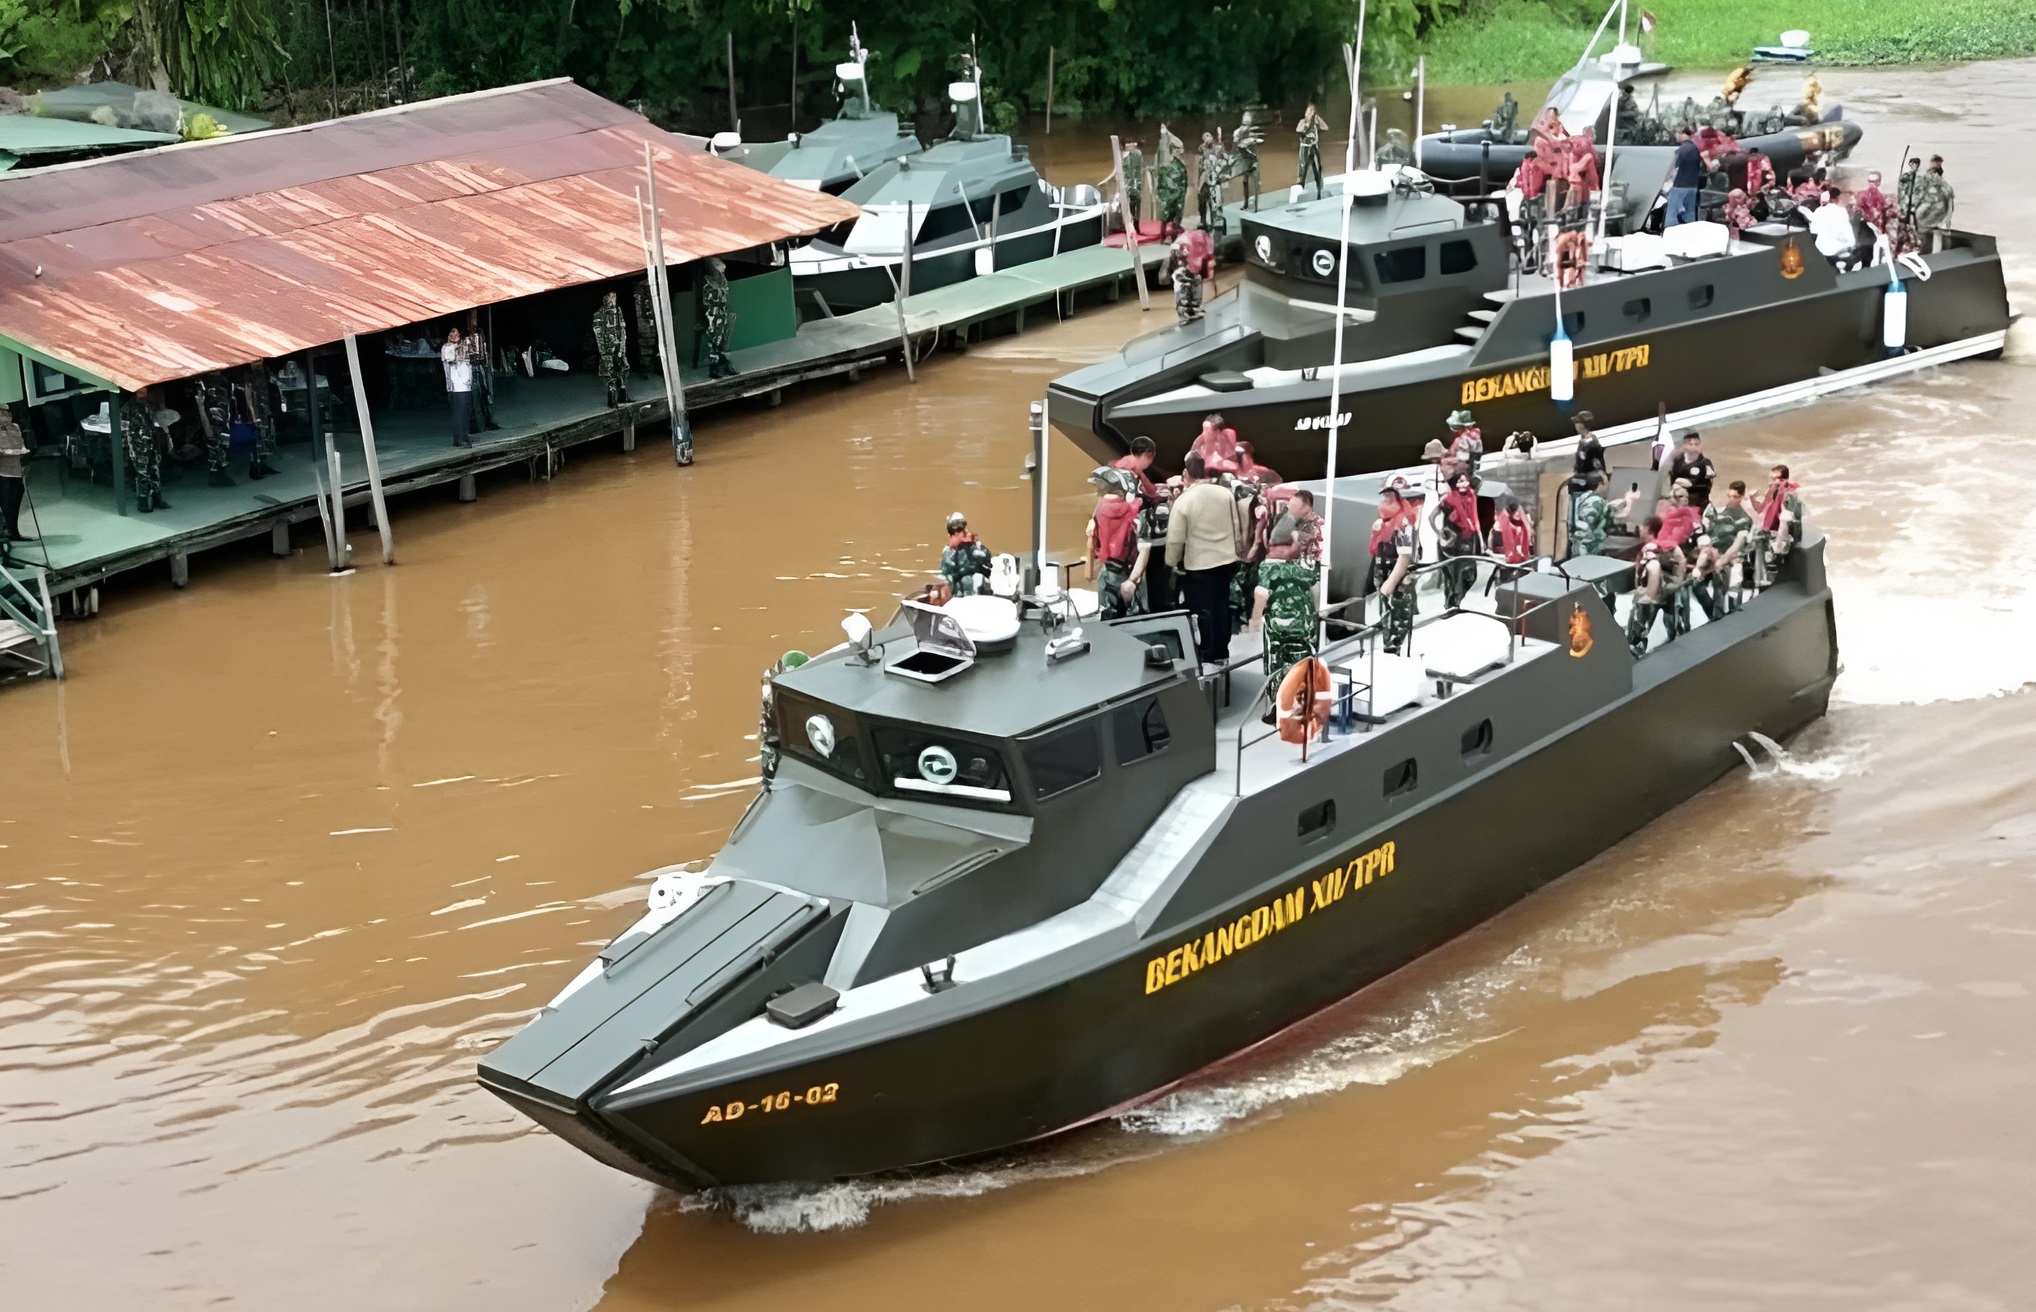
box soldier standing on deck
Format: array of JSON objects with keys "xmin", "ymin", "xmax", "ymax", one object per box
[
  {"xmin": 939, "ymin": 511, "xmax": 993, "ymax": 597},
  {"xmin": 1155, "ymin": 125, "xmax": 1188, "ymax": 238},
  {"xmin": 1121, "ymin": 139, "xmax": 1144, "ymax": 232},
  {"xmin": 195, "ymin": 372, "xmax": 234, "ymax": 487},
  {"xmin": 1170, "ymin": 240, "xmax": 1204, "ymax": 325},
  {"xmin": 1295, "ymin": 102, "xmax": 1329, "ymax": 199},
  {"xmin": 1445, "ymin": 408, "xmax": 1484, "ymax": 480},
  {"xmin": 1197, "ymin": 131, "xmax": 1227, "ymax": 235},
  {"xmin": 1086, "ymin": 467, "xmax": 1150, "ymax": 621},
  {"xmin": 593, "ymin": 291, "xmax": 629, "ymax": 408},
  {"xmin": 1370, "ymin": 486, "xmax": 1416, "ymax": 655},
  {"xmin": 1628, "ymin": 518, "xmax": 1668, "ymax": 657},
  {"xmin": 698, "ymin": 258, "xmax": 737, "ymax": 380},
  {"xmin": 633, "ymin": 277, "xmax": 659, "ymax": 378},
  {"xmin": 121, "ymin": 391, "xmax": 168, "ymax": 513},
  {"xmin": 1249, "ymin": 504, "xmax": 1321, "ymax": 690},
  {"xmin": 1429, "ymin": 469, "xmax": 1483, "ymax": 609}
]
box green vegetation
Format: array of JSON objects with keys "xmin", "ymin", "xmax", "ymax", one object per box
[
  {"xmin": 1, "ymin": 0, "xmax": 1356, "ymax": 127},
  {"xmin": 1417, "ymin": 0, "xmax": 2036, "ymax": 84}
]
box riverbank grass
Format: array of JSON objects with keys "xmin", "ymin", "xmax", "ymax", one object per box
[{"xmin": 1420, "ymin": 0, "xmax": 2036, "ymax": 83}]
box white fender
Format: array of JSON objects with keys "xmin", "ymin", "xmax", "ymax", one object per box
[
  {"xmin": 1550, "ymin": 328, "xmax": 1575, "ymax": 404},
  {"xmin": 1882, "ymin": 276, "xmax": 1908, "ymax": 352}
]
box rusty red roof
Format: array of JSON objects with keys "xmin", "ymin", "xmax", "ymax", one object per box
[{"xmin": 0, "ymin": 80, "xmax": 860, "ymax": 392}]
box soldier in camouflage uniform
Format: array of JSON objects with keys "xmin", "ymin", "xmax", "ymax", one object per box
[
  {"xmin": 593, "ymin": 290, "xmax": 629, "ymax": 407},
  {"xmin": 1627, "ymin": 526, "xmax": 1668, "ymax": 658},
  {"xmin": 1566, "ymin": 472, "xmax": 1635, "ymax": 559},
  {"xmin": 1197, "ymin": 132, "xmax": 1227, "ymax": 235},
  {"xmin": 633, "ymin": 277, "xmax": 659, "ymax": 378},
  {"xmin": 1251, "ymin": 554, "xmax": 1320, "ymax": 690},
  {"xmin": 120, "ymin": 391, "xmax": 168, "ymax": 513},
  {"xmin": 195, "ymin": 372, "xmax": 234, "ymax": 487},
  {"xmin": 1121, "ymin": 139, "xmax": 1143, "ymax": 232},
  {"xmin": 1295, "ymin": 103, "xmax": 1328, "ymax": 199},
  {"xmin": 1171, "ymin": 251, "xmax": 1203, "ymax": 325},
  {"xmin": 237, "ymin": 364, "xmax": 281, "ymax": 480},
  {"xmin": 939, "ymin": 511, "xmax": 993, "ymax": 596},
  {"xmin": 1155, "ymin": 125, "xmax": 1188, "ymax": 237},
  {"xmin": 1086, "ymin": 467, "xmax": 1149, "ymax": 621},
  {"xmin": 698, "ymin": 257, "xmax": 737, "ymax": 379},
  {"xmin": 1370, "ymin": 488, "xmax": 1416, "ymax": 655}
]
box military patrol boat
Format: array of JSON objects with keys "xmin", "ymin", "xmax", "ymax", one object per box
[
  {"xmin": 479, "ymin": 509, "xmax": 1840, "ymax": 1188},
  {"xmin": 785, "ymin": 53, "xmax": 1108, "ymax": 313},
  {"xmin": 1047, "ymin": 163, "xmax": 2009, "ymax": 480},
  {"xmin": 717, "ymin": 28, "xmax": 921, "ymax": 194}
]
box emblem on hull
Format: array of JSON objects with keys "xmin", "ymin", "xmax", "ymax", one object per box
[{"xmin": 1568, "ymin": 603, "xmax": 1594, "ymax": 657}]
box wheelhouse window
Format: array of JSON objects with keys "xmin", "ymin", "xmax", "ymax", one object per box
[
  {"xmin": 1024, "ymin": 721, "xmax": 1103, "ymax": 799},
  {"xmin": 998, "ymin": 186, "xmax": 1029, "ymax": 216},
  {"xmin": 1372, "ymin": 245, "xmax": 1427, "ymax": 284},
  {"xmin": 871, "ymin": 724, "xmax": 1012, "ymax": 806},
  {"xmin": 1439, "ymin": 239, "xmax": 1477, "ymax": 275},
  {"xmin": 774, "ymin": 690, "xmax": 870, "ymax": 787},
  {"xmin": 1111, "ymin": 697, "xmax": 1172, "ymax": 765}
]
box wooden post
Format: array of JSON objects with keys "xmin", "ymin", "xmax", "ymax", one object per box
[
  {"xmin": 343, "ymin": 332, "xmax": 396, "ymax": 565},
  {"xmin": 897, "ymin": 200, "xmax": 917, "ymax": 382},
  {"xmin": 639, "ymin": 149, "xmax": 692, "ymax": 465},
  {"xmin": 1108, "ymin": 134, "xmax": 1151, "ymax": 311},
  {"xmin": 1044, "ymin": 47, "xmax": 1055, "ymax": 135},
  {"xmin": 726, "ymin": 31, "xmax": 740, "ymax": 134}
]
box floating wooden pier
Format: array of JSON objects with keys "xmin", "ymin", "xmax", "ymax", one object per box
[{"xmin": 13, "ymin": 241, "xmax": 1171, "ymax": 605}]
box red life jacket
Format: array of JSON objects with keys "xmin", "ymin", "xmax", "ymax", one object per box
[
  {"xmin": 1657, "ymin": 504, "xmax": 1703, "ymax": 551},
  {"xmin": 1759, "ymin": 479, "xmax": 1799, "ymax": 532},
  {"xmin": 1495, "ymin": 510, "xmax": 1532, "ymax": 563},
  {"xmin": 1190, "ymin": 423, "xmax": 1241, "ymax": 474},
  {"xmin": 1441, "ymin": 486, "xmax": 1482, "ymax": 545},
  {"xmin": 1092, "ymin": 497, "xmax": 1139, "ymax": 566}
]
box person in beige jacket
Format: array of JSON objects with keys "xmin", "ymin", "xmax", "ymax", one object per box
[{"xmin": 1165, "ymin": 453, "xmax": 1244, "ymax": 664}]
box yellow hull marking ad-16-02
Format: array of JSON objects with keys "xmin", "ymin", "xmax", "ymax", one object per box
[{"xmin": 1143, "ymin": 840, "xmax": 1396, "ymax": 995}]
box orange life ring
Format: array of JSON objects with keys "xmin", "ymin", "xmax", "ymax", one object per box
[{"xmin": 1276, "ymin": 657, "xmax": 1335, "ymax": 744}]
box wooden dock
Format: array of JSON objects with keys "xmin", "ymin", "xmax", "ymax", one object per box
[{"xmin": 9, "ymin": 241, "xmax": 1170, "ymax": 607}]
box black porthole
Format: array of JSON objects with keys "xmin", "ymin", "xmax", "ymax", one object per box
[
  {"xmin": 1461, "ymin": 719, "xmax": 1494, "ymax": 760},
  {"xmin": 1298, "ymin": 799, "xmax": 1336, "ymax": 841},
  {"xmin": 1383, "ymin": 758, "xmax": 1418, "ymax": 798}
]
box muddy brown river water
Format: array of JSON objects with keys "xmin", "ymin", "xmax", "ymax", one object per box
[{"xmin": 4, "ymin": 61, "xmax": 2034, "ymax": 1312}]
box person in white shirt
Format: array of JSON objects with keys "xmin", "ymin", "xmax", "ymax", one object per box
[
  {"xmin": 441, "ymin": 326, "xmax": 475, "ymax": 449},
  {"xmin": 1805, "ymin": 193, "xmax": 1860, "ymax": 270}
]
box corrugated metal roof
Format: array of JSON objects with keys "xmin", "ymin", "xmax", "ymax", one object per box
[{"xmin": 0, "ymin": 80, "xmax": 860, "ymax": 392}]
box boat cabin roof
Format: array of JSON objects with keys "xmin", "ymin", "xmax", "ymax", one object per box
[
  {"xmin": 775, "ymin": 609, "xmax": 1190, "ymax": 741},
  {"xmin": 1241, "ymin": 185, "xmax": 1466, "ymax": 247}
]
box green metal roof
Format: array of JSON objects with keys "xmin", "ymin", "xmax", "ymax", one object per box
[
  {"xmin": 28, "ymin": 82, "xmax": 271, "ymax": 136},
  {"xmin": 0, "ymin": 116, "xmax": 180, "ymax": 156}
]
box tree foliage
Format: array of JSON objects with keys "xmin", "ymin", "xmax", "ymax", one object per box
[{"xmin": 3, "ymin": 0, "xmax": 1395, "ymax": 123}]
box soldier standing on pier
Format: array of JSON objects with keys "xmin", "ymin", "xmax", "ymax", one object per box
[
  {"xmin": 195, "ymin": 372, "xmax": 234, "ymax": 487},
  {"xmin": 1121, "ymin": 139, "xmax": 1144, "ymax": 232},
  {"xmin": 698, "ymin": 258, "xmax": 738, "ymax": 380},
  {"xmin": 238, "ymin": 364, "xmax": 281, "ymax": 481},
  {"xmin": 593, "ymin": 291, "xmax": 629, "ymax": 408},
  {"xmin": 633, "ymin": 277, "xmax": 659, "ymax": 378},
  {"xmin": 1295, "ymin": 102, "xmax": 1329, "ymax": 199},
  {"xmin": 121, "ymin": 391, "xmax": 167, "ymax": 513},
  {"xmin": 1155, "ymin": 125, "xmax": 1188, "ymax": 237}
]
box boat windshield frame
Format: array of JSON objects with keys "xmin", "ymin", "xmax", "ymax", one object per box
[{"xmin": 773, "ymin": 688, "xmax": 1021, "ymax": 813}]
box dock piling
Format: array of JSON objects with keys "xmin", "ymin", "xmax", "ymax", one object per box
[
  {"xmin": 623, "ymin": 420, "xmax": 636, "ymax": 451},
  {"xmin": 343, "ymin": 333, "xmax": 396, "ymax": 566},
  {"xmin": 170, "ymin": 552, "xmax": 189, "ymax": 589},
  {"xmin": 271, "ymin": 522, "xmax": 290, "ymax": 556},
  {"xmin": 1108, "ymin": 135, "xmax": 1152, "ymax": 312},
  {"xmin": 457, "ymin": 474, "xmax": 477, "ymax": 503}
]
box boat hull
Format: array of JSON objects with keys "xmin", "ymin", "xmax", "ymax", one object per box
[
  {"xmin": 588, "ymin": 555, "xmax": 1837, "ymax": 1185},
  {"xmin": 1048, "ymin": 241, "xmax": 2010, "ymax": 478}
]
